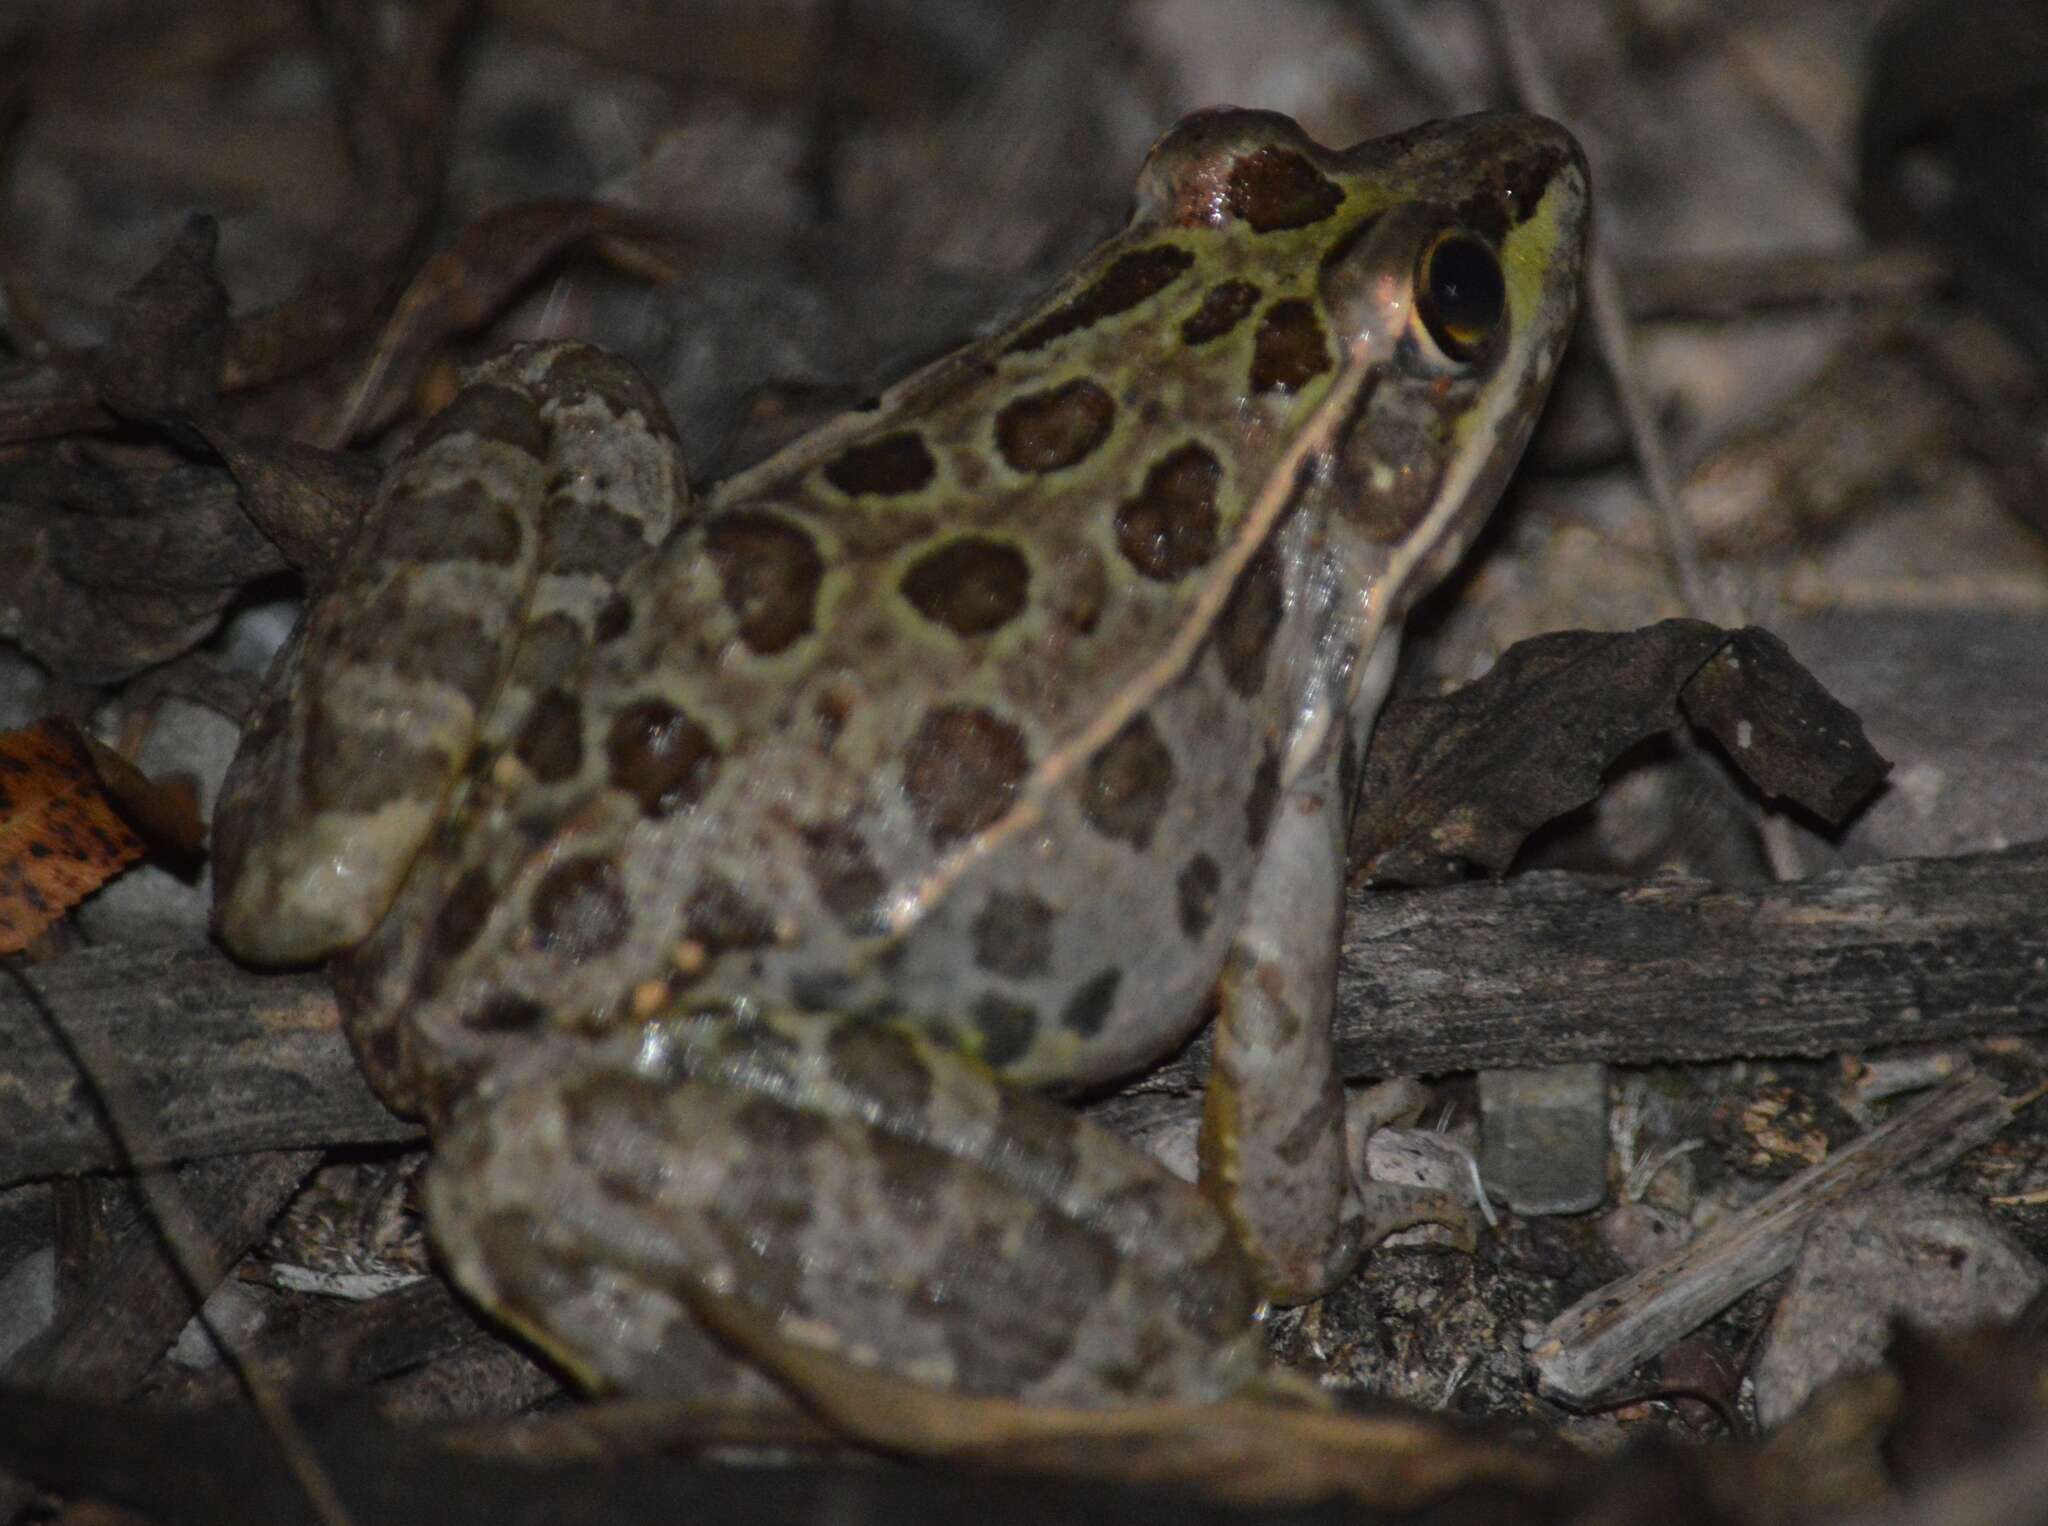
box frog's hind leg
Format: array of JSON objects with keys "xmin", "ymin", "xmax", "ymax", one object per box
[
  {"xmin": 213, "ymin": 374, "xmax": 554, "ymax": 966},
  {"xmin": 425, "ymin": 1010, "xmax": 1266, "ymax": 1427},
  {"xmin": 330, "ymin": 347, "xmax": 690, "ymax": 1101},
  {"xmin": 215, "ymin": 344, "xmax": 685, "ymax": 974},
  {"xmin": 1198, "ymin": 698, "xmax": 1475, "ymax": 1305}
]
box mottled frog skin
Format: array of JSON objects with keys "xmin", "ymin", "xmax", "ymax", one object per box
[{"xmin": 214, "ymin": 110, "xmax": 1589, "ymax": 1422}]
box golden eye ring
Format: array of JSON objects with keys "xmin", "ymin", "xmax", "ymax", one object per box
[{"xmin": 1416, "ymin": 232, "xmax": 1505, "ymax": 362}]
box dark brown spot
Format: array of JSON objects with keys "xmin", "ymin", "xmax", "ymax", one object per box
[
  {"xmin": 931, "ymin": 1203, "xmax": 1115, "ymax": 1389},
  {"xmin": 900, "ymin": 536, "xmax": 1030, "ymax": 636},
  {"xmin": 373, "ymin": 601, "xmax": 500, "ymax": 708},
  {"xmin": 1215, "ymin": 546, "xmax": 1284, "ymax": 696},
  {"xmin": 715, "ymin": 1016, "xmax": 803, "ymax": 1069},
  {"xmin": 870, "ymin": 1133, "xmax": 956, "ymax": 1227},
  {"xmin": 372, "ymin": 481, "xmax": 525, "ymax": 566},
  {"xmin": 825, "ymin": 1025, "xmax": 934, "ymax": 1118},
  {"xmin": 541, "ymin": 493, "xmax": 658, "ymax": 579},
  {"xmin": 1500, "ymin": 140, "xmax": 1572, "ymax": 225},
  {"xmin": 1176, "ymin": 853, "xmax": 1221, "ymax": 938},
  {"xmin": 902, "ymin": 706, "xmax": 1031, "ymax": 845},
  {"xmin": 1249, "ymin": 299, "xmax": 1331, "ymax": 394},
  {"xmin": 516, "ymin": 613, "xmax": 587, "ymax": 693},
  {"xmin": 1274, "ymin": 1085, "xmax": 1343, "ymax": 1168},
  {"xmin": 531, "ymin": 856, "xmax": 629, "ymax": 960},
  {"xmin": 606, "ymin": 700, "xmax": 718, "ymax": 817},
  {"xmin": 340, "ymin": 1001, "xmax": 403, "ymax": 1098},
  {"xmin": 464, "ymin": 995, "xmax": 548, "ymax": 1033},
  {"xmin": 512, "ymin": 689, "xmax": 583, "ymax": 783},
  {"xmin": 593, "ymin": 592, "xmax": 633, "ymax": 643},
  {"xmin": 696, "ymin": 1201, "xmax": 810, "ymax": 1311},
  {"xmin": 1060, "ymin": 969, "xmax": 1121, "ymax": 1037},
  {"xmin": 1115, "ymin": 444, "xmax": 1220, "ymax": 581},
  {"xmin": 417, "ymin": 382, "xmax": 547, "ymax": 459},
  {"xmin": 823, "ymin": 431, "xmax": 937, "ymax": 496},
  {"xmin": 812, "ymin": 688, "xmax": 852, "ymax": 747},
  {"xmin": 732, "ymin": 1095, "xmax": 832, "ymax": 1153},
  {"xmin": 1339, "ymin": 416, "xmax": 1450, "ymax": 545},
  {"xmin": 303, "ymin": 708, "xmax": 451, "ymax": 815},
  {"xmin": 791, "ymin": 969, "xmax": 854, "ymax": 1011},
  {"xmin": 703, "ymin": 511, "xmax": 824, "ymax": 655},
  {"xmin": 1245, "ymin": 745, "xmax": 1281, "ymax": 850},
  {"xmin": 970, "ymin": 890, "xmax": 1057, "ymax": 979},
  {"xmin": 1179, "ymin": 280, "xmax": 1261, "ymax": 345},
  {"xmin": 1081, "ymin": 713, "xmax": 1175, "ymax": 851},
  {"xmin": 868, "ymin": 1130, "xmax": 954, "ymax": 1228},
  {"xmin": 684, "ymin": 873, "xmax": 775, "ymax": 953},
  {"xmin": 432, "ymin": 868, "xmax": 499, "ymax": 960},
  {"xmin": 1224, "ymin": 147, "xmax": 1343, "ymax": 233},
  {"xmin": 1006, "ymin": 245, "xmax": 1195, "ymax": 354},
  {"xmin": 994, "ymin": 380, "xmax": 1115, "ymax": 474},
  {"xmin": 992, "ymin": 1087, "xmax": 1084, "ymax": 1188},
  {"xmin": 1169, "ymin": 1239, "xmax": 1262, "ymax": 1346},
  {"xmin": 800, "ymin": 821, "xmax": 889, "ymax": 933},
  {"xmin": 538, "ymin": 344, "xmax": 680, "ymax": 438},
  {"xmin": 1434, "ymin": 191, "xmax": 1509, "ymax": 255},
  {"xmin": 971, "ymin": 995, "xmax": 1040, "ymax": 1069}
]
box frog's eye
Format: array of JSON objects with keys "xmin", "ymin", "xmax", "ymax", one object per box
[{"xmin": 1415, "ymin": 232, "xmax": 1504, "ymax": 362}]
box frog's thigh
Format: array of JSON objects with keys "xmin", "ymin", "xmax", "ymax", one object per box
[
  {"xmin": 427, "ymin": 1014, "xmax": 1265, "ymax": 1414},
  {"xmin": 336, "ymin": 347, "xmax": 687, "ymax": 1047},
  {"xmin": 1198, "ymin": 731, "xmax": 1471, "ymax": 1304}
]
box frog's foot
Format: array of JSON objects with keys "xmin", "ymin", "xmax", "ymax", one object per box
[
  {"xmin": 427, "ymin": 1009, "xmax": 1267, "ymax": 1432},
  {"xmin": 1342, "ymin": 1082, "xmax": 1482, "ymax": 1253}
]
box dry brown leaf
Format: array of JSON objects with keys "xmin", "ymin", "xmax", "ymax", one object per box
[
  {"xmin": 1352, "ymin": 620, "xmax": 1891, "ymax": 887},
  {"xmin": 76, "ymin": 727, "xmax": 205, "ymax": 860},
  {"xmin": 0, "ymin": 719, "xmax": 147, "ymax": 953}
]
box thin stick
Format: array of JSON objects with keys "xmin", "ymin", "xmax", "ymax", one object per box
[
  {"xmin": 1482, "ymin": 0, "xmax": 1725, "ymax": 626},
  {"xmin": 4, "ymin": 964, "xmax": 356, "ymax": 1526},
  {"xmin": 1622, "ymin": 245, "xmax": 1948, "ymax": 320},
  {"xmin": 1529, "ymin": 1072, "xmax": 2018, "ymax": 1401}
]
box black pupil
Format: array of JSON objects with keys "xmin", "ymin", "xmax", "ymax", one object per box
[{"xmin": 1426, "ymin": 236, "xmax": 1504, "ymax": 353}]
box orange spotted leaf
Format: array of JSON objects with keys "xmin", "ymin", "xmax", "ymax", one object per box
[{"xmin": 0, "ymin": 719, "xmax": 147, "ymax": 953}]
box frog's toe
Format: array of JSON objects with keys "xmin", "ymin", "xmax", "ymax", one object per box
[{"xmin": 426, "ymin": 1011, "xmax": 1266, "ymax": 1420}]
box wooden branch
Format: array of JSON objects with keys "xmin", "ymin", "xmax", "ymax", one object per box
[
  {"xmin": 1330, "ymin": 841, "xmax": 2048, "ymax": 1078},
  {"xmin": 2, "ymin": 841, "xmax": 2043, "ymax": 1183},
  {"xmin": 1526, "ymin": 1073, "xmax": 2017, "ymax": 1402},
  {"xmin": 1114, "ymin": 839, "xmax": 2048, "ymax": 1097},
  {"xmin": 0, "ymin": 947, "xmax": 415, "ymax": 1186}
]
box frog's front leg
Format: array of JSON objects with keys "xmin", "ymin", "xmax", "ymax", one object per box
[
  {"xmin": 426, "ymin": 1011, "xmax": 1268, "ymax": 1424},
  {"xmin": 1199, "ymin": 650, "xmax": 1476, "ymax": 1303}
]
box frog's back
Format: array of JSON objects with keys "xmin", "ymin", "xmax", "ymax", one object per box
[
  {"xmin": 217, "ymin": 108, "xmax": 1591, "ymax": 1113},
  {"xmin": 384, "ymin": 116, "xmax": 1359, "ymax": 1095}
]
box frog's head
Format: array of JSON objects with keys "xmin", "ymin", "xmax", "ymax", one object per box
[{"xmin": 1137, "ymin": 108, "xmax": 1591, "ymax": 614}]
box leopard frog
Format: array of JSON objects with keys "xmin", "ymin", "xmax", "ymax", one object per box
[{"xmin": 214, "ymin": 110, "xmax": 1589, "ymax": 1429}]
